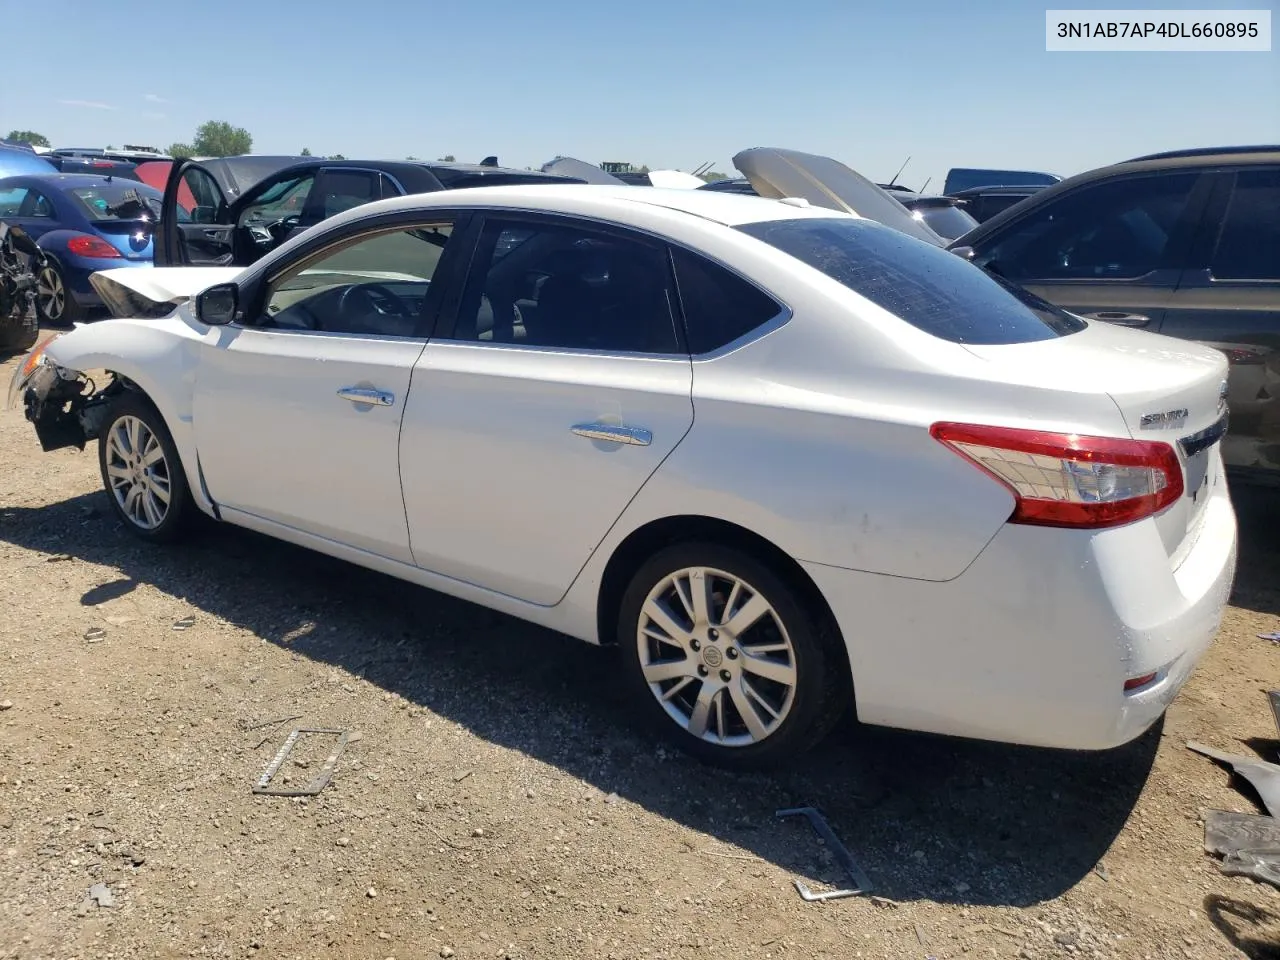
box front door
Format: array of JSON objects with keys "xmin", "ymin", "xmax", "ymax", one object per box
[
  {"xmin": 968, "ymin": 170, "xmax": 1212, "ymax": 331},
  {"xmin": 158, "ymin": 160, "xmax": 234, "ymax": 266},
  {"xmin": 193, "ymin": 218, "xmax": 463, "ymax": 563},
  {"xmin": 400, "ymin": 214, "xmax": 695, "ymax": 605}
]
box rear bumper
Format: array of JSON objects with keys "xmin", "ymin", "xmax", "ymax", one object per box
[{"xmin": 804, "ymin": 457, "xmax": 1238, "ymax": 750}]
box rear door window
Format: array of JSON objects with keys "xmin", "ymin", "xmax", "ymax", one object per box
[
  {"xmin": 1209, "ymin": 168, "xmax": 1280, "ymax": 281},
  {"xmin": 738, "ymin": 216, "xmax": 1085, "ymax": 345},
  {"xmin": 669, "ymin": 246, "xmax": 784, "ymax": 353}
]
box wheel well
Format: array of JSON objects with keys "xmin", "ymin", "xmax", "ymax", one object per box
[{"xmin": 596, "ymin": 515, "xmax": 846, "ymax": 660}]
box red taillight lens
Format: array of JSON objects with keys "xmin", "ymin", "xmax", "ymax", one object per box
[
  {"xmin": 66, "ymin": 234, "xmax": 123, "ymax": 258},
  {"xmin": 931, "ymin": 422, "xmax": 1183, "ymax": 529},
  {"xmin": 1123, "ymin": 672, "xmax": 1158, "ymax": 691}
]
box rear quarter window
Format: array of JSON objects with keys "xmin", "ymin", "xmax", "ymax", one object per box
[{"xmin": 738, "ymin": 217, "xmax": 1085, "ymax": 345}]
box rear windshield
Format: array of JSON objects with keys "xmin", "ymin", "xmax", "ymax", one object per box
[
  {"xmin": 738, "ymin": 217, "xmax": 1085, "ymax": 344},
  {"xmin": 68, "ymin": 182, "xmax": 163, "ymax": 221},
  {"xmin": 910, "ymin": 203, "xmax": 979, "ymax": 241}
]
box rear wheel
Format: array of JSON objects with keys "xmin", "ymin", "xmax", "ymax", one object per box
[
  {"xmin": 36, "ymin": 261, "xmax": 84, "ymax": 326},
  {"xmin": 98, "ymin": 393, "xmax": 193, "ymax": 543},
  {"xmin": 618, "ymin": 542, "xmax": 847, "ymax": 769}
]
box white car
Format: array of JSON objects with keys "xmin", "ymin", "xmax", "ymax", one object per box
[{"xmin": 8, "ymin": 183, "xmax": 1237, "ymax": 767}]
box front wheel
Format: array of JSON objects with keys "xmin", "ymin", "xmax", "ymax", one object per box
[
  {"xmin": 618, "ymin": 542, "xmax": 848, "ymax": 769},
  {"xmin": 98, "ymin": 394, "xmax": 193, "ymax": 543}
]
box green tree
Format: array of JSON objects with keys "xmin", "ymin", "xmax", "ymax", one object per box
[
  {"xmin": 167, "ymin": 143, "xmax": 195, "ymax": 158},
  {"xmin": 190, "ymin": 120, "xmax": 253, "ymax": 157},
  {"xmin": 300, "ymin": 147, "xmax": 313, "ymax": 156},
  {"xmin": 437, "ymin": 154, "xmax": 456, "ymax": 162},
  {"xmin": 697, "ymin": 170, "xmax": 729, "ymax": 183},
  {"xmin": 5, "ymin": 130, "xmax": 49, "ymax": 147},
  {"xmin": 405, "ymin": 155, "xmax": 421, "ymax": 161},
  {"xmin": 327, "ymin": 154, "xmax": 346, "ymax": 161}
]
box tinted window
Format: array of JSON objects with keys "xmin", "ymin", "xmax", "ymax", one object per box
[
  {"xmin": 910, "ymin": 204, "xmax": 978, "ymax": 241},
  {"xmin": 68, "ymin": 182, "xmax": 163, "ymax": 220},
  {"xmin": 239, "ymin": 175, "xmax": 314, "ymax": 227},
  {"xmin": 451, "ymin": 220, "xmax": 680, "ymax": 353},
  {"xmin": 738, "ymin": 217, "xmax": 1085, "ymax": 345},
  {"xmin": 976, "ymin": 173, "xmax": 1199, "ymax": 281},
  {"xmin": 1210, "ymin": 168, "xmax": 1280, "ymax": 281},
  {"xmin": 0, "ymin": 186, "xmax": 32, "ymax": 217},
  {"xmin": 670, "ymin": 246, "xmax": 782, "ymax": 353},
  {"xmin": 260, "ymin": 223, "xmax": 454, "ymax": 337},
  {"xmin": 317, "ymin": 170, "xmax": 379, "ymax": 218}
]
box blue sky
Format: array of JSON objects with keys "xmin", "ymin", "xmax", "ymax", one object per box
[{"xmin": 4, "ymin": 0, "xmax": 1276, "ymax": 190}]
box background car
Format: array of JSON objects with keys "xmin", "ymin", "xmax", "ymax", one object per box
[
  {"xmin": 0, "ymin": 174, "xmax": 163, "ymax": 324},
  {"xmin": 950, "ymin": 145, "xmax": 1280, "ymax": 482},
  {"xmin": 948, "ymin": 184, "xmax": 1051, "ymax": 223},
  {"xmin": 15, "ymin": 184, "xmax": 1235, "ymax": 768},
  {"xmin": 0, "ymin": 144, "xmax": 57, "ymax": 179},
  {"xmin": 942, "ymin": 166, "xmax": 1061, "ymax": 195}
]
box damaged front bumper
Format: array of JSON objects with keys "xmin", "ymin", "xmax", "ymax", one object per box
[{"xmin": 6, "ymin": 337, "xmax": 115, "ymax": 452}]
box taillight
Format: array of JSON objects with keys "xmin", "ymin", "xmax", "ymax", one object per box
[
  {"xmin": 931, "ymin": 422, "xmax": 1183, "ymax": 529},
  {"xmin": 66, "ymin": 234, "xmax": 123, "ymax": 258}
]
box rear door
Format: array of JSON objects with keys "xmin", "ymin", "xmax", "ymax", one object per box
[
  {"xmin": 0, "ymin": 182, "xmax": 57, "ymax": 242},
  {"xmin": 1157, "ymin": 166, "xmax": 1280, "ymax": 474},
  {"xmin": 295, "ymin": 167, "xmax": 398, "ymax": 234},
  {"xmin": 157, "ymin": 159, "xmax": 232, "ymax": 266},
  {"xmin": 399, "ymin": 213, "xmax": 695, "ymax": 604},
  {"xmin": 965, "ymin": 171, "xmax": 1212, "ymax": 331}
]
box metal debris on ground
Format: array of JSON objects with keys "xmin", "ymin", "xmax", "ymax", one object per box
[
  {"xmin": 775, "ymin": 806, "xmax": 872, "ymax": 901},
  {"xmin": 85, "ymin": 883, "xmax": 115, "ymax": 908},
  {"xmin": 173, "ymin": 616, "xmax": 196, "ymax": 631},
  {"xmin": 1258, "ymin": 632, "xmax": 1280, "ymax": 643},
  {"xmin": 84, "ymin": 627, "xmax": 105, "ymax": 643},
  {"xmin": 1203, "ymin": 810, "xmax": 1280, "ymax": 889},
  {"xmin": 253, "ymin": 728, "xmax": 350, "ymax": 797},
  {"xmin": 244, "ymin": 714, "xmax": 304, "ymax": 732},
  {"xmin": 1187, "ymin": 741, "xmax": 1280, "ymax": 818},
  {"xmin": 1269, "ymin": 690, "xmax": 1280, "ymax": 744}
]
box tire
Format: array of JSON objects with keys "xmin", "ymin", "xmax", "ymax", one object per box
[
  {"xmin": 617, "ymin": 541, "xmax": 848, "ymax": 769},
  {"xmin": 97, "ymin": 393, "xmax": 194, "ymax": 543},
  {"xmin": 0, "ymin": 301, "xmax": 38, "ymax": 355},
  {"xmin": 36, "ymin": 260, "xmax": 84, "ymax": 327}
]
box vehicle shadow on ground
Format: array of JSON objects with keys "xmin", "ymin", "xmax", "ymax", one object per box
[
  {"xmin": 10, "ymin": 489, "xmax": 1248, "ymax": 909},
  {"xmin": 1229, "ymin": 483, "xmax": 1280, "ymax": 618}
]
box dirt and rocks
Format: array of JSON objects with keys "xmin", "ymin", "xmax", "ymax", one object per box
[{"xmin": 1, "ymin": 341, "xmax": 1279, "ymax": 959}]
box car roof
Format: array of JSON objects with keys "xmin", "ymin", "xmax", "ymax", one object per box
[
  {"xmin": 0, "ymin": 172, "xmax": 158, "ymax": 191},
  {"xmin": 320, "ymin": 183, "xmax": 852, "ymax": 230},
  {"xmin": 1122, "ymin": 145, "xmax": 1280, "ymax": 163}
]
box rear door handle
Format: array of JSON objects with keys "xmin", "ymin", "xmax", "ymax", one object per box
[
  {"xmin": 571, "ymin": 422, "xmax": 652, "ymax": 446},
  {"xmin": 1080, "ymin": 311, "xmax": 1151, "ymax": 327},
  {"xmin": 337, "ymin": 386, "xmax": 395, "ymax": 407}
]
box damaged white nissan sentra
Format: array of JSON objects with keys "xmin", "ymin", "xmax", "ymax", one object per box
[{"xmin": 7, "ymin": 183, "xmax": 1237, "ymax": 768}]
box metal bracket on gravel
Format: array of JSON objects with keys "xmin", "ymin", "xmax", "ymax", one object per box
[
  {"xmin": 253, "ymin": 728, "xmax": 349, "ymax": 797},
  {"xmin": 775, "ymin": 806, "xmax": 872, "ymax": 901}
]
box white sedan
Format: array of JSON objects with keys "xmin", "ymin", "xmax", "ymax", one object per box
[{"xmin": 8, "ymin": 184, "xmax": 1237, "ymax": 767}]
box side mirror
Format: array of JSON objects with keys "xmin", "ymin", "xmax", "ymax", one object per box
[
  {"xmin": 195, "ymin": 283, "xmax": 238, "ymax": 326},
  {"xmin": 949, "ymin": 244, "xmax": 977, "ymax": 261},
  {"xmin": 191, "ymin": 205, "xmax": 217, "ymax": 224}
]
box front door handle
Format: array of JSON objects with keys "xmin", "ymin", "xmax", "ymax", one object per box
[
  {"xmin": 571, "ymin": 422, "xmax": 652, "ymax": 446},
  {"xmin": 337, "ymin": 386, "xmax": 395, "ymax": 407},
  {"xmin": 1080, "ymin": 311, "xmax": 1151, "ymax": 327}
]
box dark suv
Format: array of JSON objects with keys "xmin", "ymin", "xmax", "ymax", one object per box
[{"xmin": 951, "ymin": 146, "xmax": 1280, "ymax": 483}]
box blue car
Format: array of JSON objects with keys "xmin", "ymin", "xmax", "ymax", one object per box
[{"xmin": 0, "ymin": 173, "xmax": 163, "ymax": 324}]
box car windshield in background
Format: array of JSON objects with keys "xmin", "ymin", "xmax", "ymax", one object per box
[
  {"xmin": 738, "ymin": 217, "xmax": 1085, "ymax": 345},
  {"xmin": 69, "ymin": 183, "xmax": 164, "ymax": 221},
  {"xmin": 910, "ymin": 204, "xmax": 978, "ymax": 242}
]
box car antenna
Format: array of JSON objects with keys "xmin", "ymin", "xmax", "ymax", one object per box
[
  {"xmin": 887, "ymin": 155, "xmax": 910, "ymax": 188},
  {"xmin": 919, "ymin": 176, "xmax": 931, "ymax": 193}
]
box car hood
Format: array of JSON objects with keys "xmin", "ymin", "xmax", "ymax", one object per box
[
  {"xmin": 540, "ymin": 157, "xmax": 628, "ymax": 185},
  {"xmin": 733, "ymin": 147, "xmax": 946, "ymax": 246},
  {"xmin": 90, "ymin": 266, "xmax": 245, "ymax": 318}
]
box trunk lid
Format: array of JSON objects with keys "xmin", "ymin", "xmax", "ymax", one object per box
[
  {"xmin": 91, "ymin": 220, "xmax": 156, "ymax": 260},
  {"xmin": 90, "ymin": 266, "xmax": 245, "ymax": 319},
  {"xmin": 732, "ymin": 147, "xmax": 947, "ymax": 247},
  {"xmin": 965, "ymin": 319, "xmax": 1230, "ymax": 559}
]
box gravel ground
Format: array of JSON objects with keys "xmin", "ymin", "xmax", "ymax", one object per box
[{"xmin": 1, "ymin": 339, "xmax": 1279, "ymax": 960}]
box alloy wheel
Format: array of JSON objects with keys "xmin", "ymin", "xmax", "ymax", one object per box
[
  {"xmin": 636, "ymin": 566, "xmax": 798, "ymax": 747},
  {"xmin": 37, "ymin": 267, "xmax": 65, "ymax": 322},
  {"xmin": 104, "ymin": 415, "xmax": 172, "ymax": 530}
]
